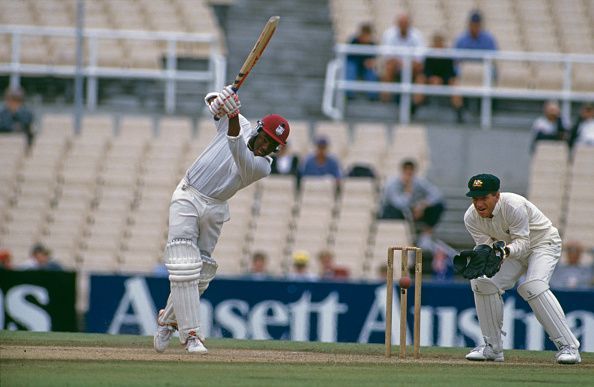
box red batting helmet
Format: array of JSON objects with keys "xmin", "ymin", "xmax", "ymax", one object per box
[{"xmin": 259, "ymin": 114, "xmax": 290, "ymax": 146}]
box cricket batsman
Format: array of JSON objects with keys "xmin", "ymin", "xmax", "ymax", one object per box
[
  {"xmin": 153, "ymin": 86, "xmax": 290, "ymax": 353},
  {"xmin": 453, "ymin": 174, "xmax": 581, "ymax": 364}
]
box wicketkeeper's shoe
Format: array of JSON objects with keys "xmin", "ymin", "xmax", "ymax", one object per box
[
  {"xmin": 556, "ymin": 346, "xmax": 581, "ymax": 364},
  {"xmin": 186, "ymin": 336, "xmax": 208, "ymax": 354},
  {"xmin": 465, "ymin": 344, "xmax": 504, "ymax": 362},
  {"xmin": 154, "ymin": 310, "xmax": 175, "ymax": 353}
]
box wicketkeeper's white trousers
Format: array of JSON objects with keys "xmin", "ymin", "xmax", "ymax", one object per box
[{"xmin": 490, "ymin": 229, "xmax": 562, "ymax": 290}]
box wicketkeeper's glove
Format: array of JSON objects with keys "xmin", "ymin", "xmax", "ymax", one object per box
[{"xmin": 453, "ymin": 244, "xmax": 501, "ymax": 279}]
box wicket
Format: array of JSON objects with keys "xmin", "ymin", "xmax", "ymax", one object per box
[{"xmin": 385, "ymin": 246, "xmax": 423, "ymax": 359}]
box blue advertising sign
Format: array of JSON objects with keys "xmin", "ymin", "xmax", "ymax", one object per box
[{"xmin": 87, "ymin": 275, "xmax": 594, "ymax": 352}]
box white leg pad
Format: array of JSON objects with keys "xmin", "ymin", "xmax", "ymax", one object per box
[
  {"xmin": 165, "ymin": 239, "xmax": 203, "ymax": 344},
  {"xmin": 517, "ymin": 279, "xmax": 580, "ymax": 349},
  {"xmin": 198, "ymin": 254, "xmax": 218, "ymax": 296},
  {"xmin": 471, "ymin": 277, "xmax": 504, "ymax": 352}
]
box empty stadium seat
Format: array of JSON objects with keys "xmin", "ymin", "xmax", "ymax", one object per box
[{"xmin": 368, "ymin": 219, "xmax": 413, "ymax": 279}]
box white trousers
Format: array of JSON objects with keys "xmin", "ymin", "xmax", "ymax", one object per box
[
  {"xmin": 167, "ymin": 180, "xmax": 230, "ymax": 254},
  {"xmin": 490, "ymin": 230, "xmax": 562, "ymax": 290},
  {"xmin": 159, "ymin": 181, "xmax": 229, "ymax": 334}
]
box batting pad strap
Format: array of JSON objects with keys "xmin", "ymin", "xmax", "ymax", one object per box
[
  {"xmin": 517, "ymin": 279, "xmax": 548, "ymax": 301},
  {"xmin": 166, "ymin": 263, "xmax": 202, "ymax": 282},
  {"xmin": 471, "ymin": 277, "xmax": 502, "ymax": 295}
]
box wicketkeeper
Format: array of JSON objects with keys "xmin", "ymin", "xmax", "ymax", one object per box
[
  {"xmin": 453, "ymin": 174, "xmax": 581, "ymax": 364},
  {"xmin": 153, "ymin": 86, "xmax": 290, "ymax": 353}
]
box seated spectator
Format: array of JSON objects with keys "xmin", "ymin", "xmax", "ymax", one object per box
[
  {"xmin": 271, "ymin": 142, "xmax": 300, "ymax": 184},
  {"xmin": 0, "ymin": 87, "xmax": 35, "ymax": 148},
  {"xmin": 0, "ymin": 249, "xmax": 13, "ymax": 270},
  {"xmin": 246, "ymin": 251, "xmax": 272, "ymax": 280},
  {"xmin": 429, "ymin": 239, "xmax": 456, "ymax": 281},
  {"xmin": 568, "ymin": 103, "xmax": 594, "ymax": 150},
  {"xmin": 19, "ymin": 243, "xmax": 62, "ymax": 271},
  {"xmin": 550, "ymin": 241, "xmax": 593, "ymax": 289},
  {"xmin": 286, "ymin": 250, "xmax": 318, "ymax": 281},
  {"xmin": 380, "ymin": 12, "xmax": 426, "ymax": 106},
  {"xmin": 454, "ymin": 10, "xmax": 498, "ymax": 82},
  {"xmin": 454, "ymin": 10, "xmax": 498, "ymax": 52},
  {"xmin": 379, "ymin": 159, "xmax": 445, "ymax": 243},
  {"xmin": 318, "ymin": 249, "xmax": 349, "ymax": 280},
  {"xmin": 420, "ymin": 32, "xmax": 465, "ymax": 123},
  {"xmin": 301, "ymin": 136, "xmax": 342, "ymax": 181},
  {"xmin": 530, "ymin": 100, "xmax": 567, "ymax": 152},
  {"xmin": 346, "ymin": 22, "xmax": 380, "ymax": 101}
]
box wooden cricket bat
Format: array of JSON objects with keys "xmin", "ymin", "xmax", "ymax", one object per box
[{"xmin": 231, "ymin": 16, "xmax": 280, "ymax": 92}]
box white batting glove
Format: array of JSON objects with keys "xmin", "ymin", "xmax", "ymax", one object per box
[
  {"xmin": 204, "ymin": 92, "xmax": 225, "ymax": 119},
  {"xmin": 218, "ymin": 85, "xmax": 241, "ymax": 118}
]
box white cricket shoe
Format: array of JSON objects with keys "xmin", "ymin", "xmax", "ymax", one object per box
[
  {"xmin": 465, "ymin": 344, "xmax": 504, "ymax": 362},
  {"xmin": 556, "ymin": 346, "xmax": 581, "ymax": 364},
  {"xmin": 154, "ymin": 310, "xmax": 175, "ymax": 353},
  {"xmin": 186, "ymin": 336, "xmax": 208, "ymax": 354}
]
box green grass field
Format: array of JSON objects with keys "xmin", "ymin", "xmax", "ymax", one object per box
[{"xmin": 1, "ymin": 331, "xmax": 592, "ymax": 386}]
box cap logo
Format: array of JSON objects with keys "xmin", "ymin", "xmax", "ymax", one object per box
[
  {"xmin": 275, "ymin": 125, "xmax": 285, "ymax": 136},
  {"xmin": 472, "ymin": 179, "xmax": 483, "ymax": 188}
]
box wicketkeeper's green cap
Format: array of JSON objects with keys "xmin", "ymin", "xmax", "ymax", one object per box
[{"xmin": 466, "ymin": 174, "xmax": 500, "ymax": 197}]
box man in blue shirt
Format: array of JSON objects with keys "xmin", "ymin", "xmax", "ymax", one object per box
[
  {"xmin": 455, "ymin": 10, "xmax": 498, "ymax": 52},
  {"xmin": 301, "ymin": 136, "xmax": 342, "ymax": 180}
]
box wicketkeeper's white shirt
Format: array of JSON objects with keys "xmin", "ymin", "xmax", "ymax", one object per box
[
  {"xmin": 185, "ymin": 114, "xmax": 272, "ymax": 201},
  {"xmin": 464, "ymin": 192, "xmax": 557, "ymax": 260}
]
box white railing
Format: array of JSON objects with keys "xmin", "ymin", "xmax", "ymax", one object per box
[
  {"xmin": 323, "ymin": 44, "xmax": 594, "ymax": 128},
  {"xmin": 0, "ymin": 25, "xmax": 226, "ymax": 113}
]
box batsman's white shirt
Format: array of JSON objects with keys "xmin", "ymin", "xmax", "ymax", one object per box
[
  {"xmin": 464, "ymin": 192, "xmax": 562, "ymax": 290},
  {"xmin": 168, "ymin": 114, "xmax": 271, "ymax": 256},
  {"xmin": 185, "ymin": 115, "xmax": 272, "ymax": 201}
]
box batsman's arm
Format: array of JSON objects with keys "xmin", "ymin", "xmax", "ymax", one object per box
[{"xmin": 227, "ymin": 115, "xmax": 240, "ymax": 137}]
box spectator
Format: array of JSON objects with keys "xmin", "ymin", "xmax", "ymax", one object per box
[
  {"xmin": 454, "ymin": 10, "xmax": 498, "ymax": 52},
  {"xmin": 379, "ymin": 159, "xmax": 445, "ymax": 244},
  {"xmin": 318, "ymin": 249, "xmax": 349, "ymax": 280},
  {"xmin": 380, "ymin": 12, "xmax": 426, "ymax": 107},
  {"xmin": 0, "ymin": 249, "xmax": 13, "ymax": 270},
  {"xmin": 454, "ymin": 10, "xmax": 498, "ymax": 83},
  {"xmin": 530, "ymin": 100, "xmax": 567, "ymax": 152},
  {"xmin": 287, "ymin": 250, "xmax": 317, "ymax": 281},
  {"xmin": 420, "ymin": 32, "xmax": 465, "ymax": 123},
  {"xmin": 550, "ymin": 241, "xmax": 593, "ymax": 290},
  {"xmin": 19, "ymin": 243, "xmax": 62, "ymax": 271},
  {"xmin": 346, "ymin": 22, "xmax": 380, "ymax": 101},
  {"xmin": 430, "ymin": 239, "xmax": 456, "ymax": 281},
  {"xmin": 246, "ymin": 251, "xmax": 272, "ymax": 280},
  {"xmin": 271, "ymin": 142, "xmax": 300, "ymax": 183},
  {"xmin": 568, "ymin": 103, "xmax": 594, "ymax": 150},
  {"xmin": 301, "ymin": 136, "xmax": 342, "ymax": 181},
  {"xmin": 0, "ymin": 87, "xmax": 35, "ymax": 148}
]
